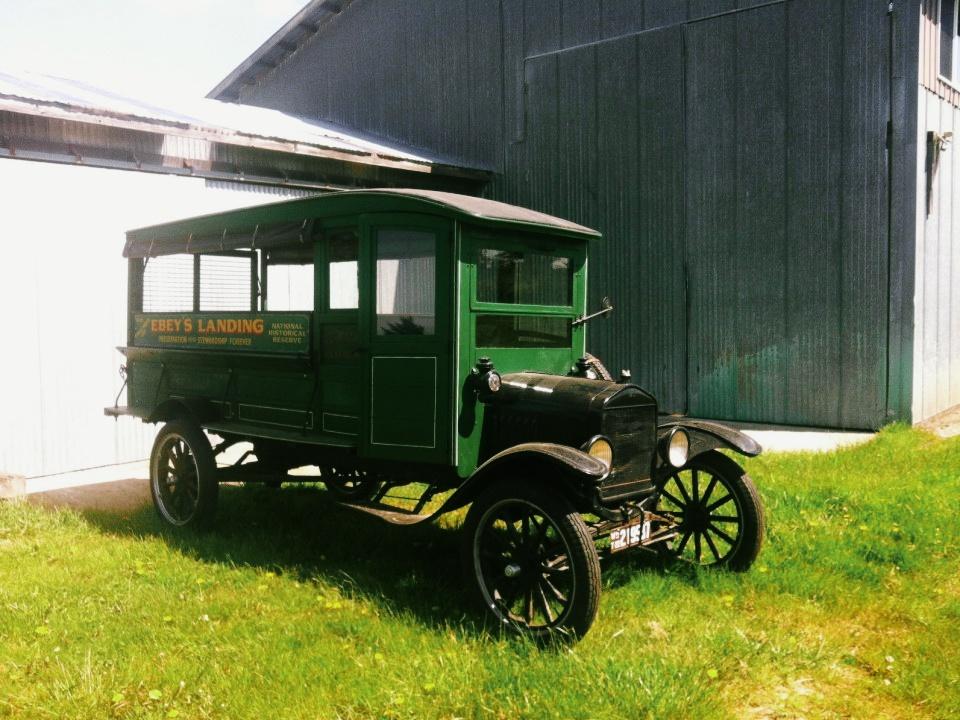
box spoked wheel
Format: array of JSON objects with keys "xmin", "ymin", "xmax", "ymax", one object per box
[
  {"xmin": 322, "ymin": 467, "xmax": 381, "ymax": 502},
  {"xmin": 656, "ymin": 450, "xmax": 764, "ymax": 570},
  {"xmin": 149, "ymin": 419, "xmax": 218, "ymax": 530},
  {"xmin": 462, "ymin": 482, "xmax": 601, "ymax": 641}
]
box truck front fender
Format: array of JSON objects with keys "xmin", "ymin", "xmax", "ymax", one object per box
[
  {"xmin": 657, "ymin": 419, "xmax": 762, "ymax": 461},
  {"xmin": 437, "ymin": 443, "xmax": 609, "ymax": 514}
]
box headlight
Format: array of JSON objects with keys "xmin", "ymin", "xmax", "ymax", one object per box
[
  {"xmin": 486, "ymin": 371, "xmax": 501, "ymax": 392},
  {"xmin": 585, "ymin": 436, "xmax": 613, "ymax": 469},
  {"xmin": 667, "ymin": 428, "xmax": 689, "ymax": 468}
]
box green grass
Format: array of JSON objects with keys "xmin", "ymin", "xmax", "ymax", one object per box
[{"xmin": 1, "ymin": 425, "xmax": 959, "ymax": 719}]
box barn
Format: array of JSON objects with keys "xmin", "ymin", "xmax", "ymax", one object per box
[{"xmin": 209, "ymin": 0, "xmax": 960, "ymax": 431}]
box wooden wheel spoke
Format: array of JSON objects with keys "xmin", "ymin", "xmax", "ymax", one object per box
[
  {"xmin": 497, "ymin": 579, "xmax": 523, "ymax": 611},
  {"xmin": 700, "ymin": 476, "xmax": 719, "ymax": 505},
  {"xmin": 537, "ymin": 584, "xmax": 556, "ymax": 624},
  {"xmin": 693, "ymin": 531, "xmax": 702, "ymax": 562},
  {"xmin": 504, "ymin": 518, "xmax": 523, "ymax": 545},
  {"xmin": 542, "ymin": 555, "xmax": 570, "ymax": 575},
  {"xmin": 524, "ymin": 585, "xmax": 535, "ymax": 624},
  {"xmin": 660, "ymin": 489, "xmax": 686, "ymax": 510},
  {"xmin": 692, "ymin": 468, "xmax": 700, "ymax": 501},
  {"xmin": 676, "ymin": 529, "xmax": 693, "ymax": 555},
  {"xmin": 703, "ymin": 529, "xmax": 722, "ymax": 563},
  {"xmin": 706, "ymin": 494, "xmax": 733, "ymax": 512},
  {"xmin": 708, "ymin": 522, "xmax": 737, "ymax": 545},
  {"xmin": 672, "ymin": 474, "xmax": 693, "ymax": 505},
  {"xmin": 711, "ymin": 515, "xmax": 740, "ymax": 523},
  {"xmin": 541, "ymin": 575, "xmax": 569, "ymax": 604}
]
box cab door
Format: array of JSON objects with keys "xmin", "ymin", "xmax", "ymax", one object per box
[{"xmin": 361, "ymin": 215, "xmax": 452, "ymax": 463}]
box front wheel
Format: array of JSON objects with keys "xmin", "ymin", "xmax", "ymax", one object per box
[
  {"xmin": 656, "ymin": 450, "xmax": 764, "ymax": 570},
  {"xmin": 462, "ymin": 482, "xmax": 601, "ymax": 641},
  {"xmin": 149, "ymin": 419, "xmax": 218, "ymax": 530}
]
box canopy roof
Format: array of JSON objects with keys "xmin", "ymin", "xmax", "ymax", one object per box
[{"xmin": 124, "ymin": 189, "xmax": 600, "ymax": 258}]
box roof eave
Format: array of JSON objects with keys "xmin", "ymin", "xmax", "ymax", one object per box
[{"xmin": 208, "ymin": 0, "xmax": 346, "ymax": 102}]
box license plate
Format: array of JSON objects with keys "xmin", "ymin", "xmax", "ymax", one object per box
[{"xmin": 609, "ymin": 518, "xmax": 651, "ymax": 553}]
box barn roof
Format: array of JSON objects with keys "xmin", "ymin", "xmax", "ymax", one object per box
[
  {"xmin": 0, "ymin": 69, "xmax": 488, "ymax": 188},
  {"xmin": 208, "ymin": 0, "xmax": 347, "ymax": 103},
  {"xmin": 124, "ymin": 188, "xmax": 600, "ymax": 258}
]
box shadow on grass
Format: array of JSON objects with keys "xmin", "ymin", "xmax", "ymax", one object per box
[
  {"xmin": 80, "ymin": 482, "xmax": 486, "ymax": 637},
  {"xmin": 75, "ymin": 482, "xmax": 712, "ymax": 639}
]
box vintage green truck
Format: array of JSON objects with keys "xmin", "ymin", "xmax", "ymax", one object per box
[{"xmin": 107, "ymin": 189, "xmax": 765, "ymax": 640}]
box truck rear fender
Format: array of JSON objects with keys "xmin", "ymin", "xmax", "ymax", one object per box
[
  {"xmin": 439, "ymin": 443, "xmax": 609, "ymax": 514},
  {"xmin": 657, "ymin": 419, "xmax": 762, "ymax": 461}
]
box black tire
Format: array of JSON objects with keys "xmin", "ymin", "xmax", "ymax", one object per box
[
  {"xmin": 462, "ymin": 481, "xmax": 601, "ymax": 641},
  {"xmin": 323, "ymin": 468, "xmax": 381, "ymax": 502},
  {"xmin": 656, "ymin": 450, "xmax": 764, "ymax": 570},
  {"xmin": 149, "ymin": 419, "xmax": 218, "ymax": 530}
]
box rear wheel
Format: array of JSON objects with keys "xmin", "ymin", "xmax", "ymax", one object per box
[
  {"xmin": 462, "ymin": 482, "xmax": 601, "ymax": 641},
  {"xmin": 656, "ymin": 450, "xmax": 764, "ymax": 570},
  {"xmin": 149, "ymin": 419, "xmax": 218, "ymax": 530}
]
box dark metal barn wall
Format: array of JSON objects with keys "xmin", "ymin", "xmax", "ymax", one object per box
[
  {"xmin": 238, "ymin": 0, "xmax": 505, "ymax": 170},
  {"xmin": 494, "ymin": 0, "xmax": 895, "ymax": 428},
  {"xmin": 239, "ymin": 0, "xmax": 912, "ymax": 429}
]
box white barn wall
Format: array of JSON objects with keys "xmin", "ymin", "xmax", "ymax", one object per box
[
  {"xmin": 914, "ymin": 87, "xmax": 960, "ymax": 421},
  {"xmin": 0, "ymin": 160, "xmax": 310, "ymax": 476}
]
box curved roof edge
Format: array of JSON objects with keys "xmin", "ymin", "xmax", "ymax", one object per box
[{"xmin": 124, "ymin": 189, "xmax": 600, "ymax": 258}]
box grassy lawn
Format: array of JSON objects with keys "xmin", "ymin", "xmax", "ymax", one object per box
[{"xmin": 1, "ymin": 425, "xmax": 958, "ymax": 719}]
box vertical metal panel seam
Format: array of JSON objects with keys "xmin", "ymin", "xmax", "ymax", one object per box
[
  {"xmin": 837, "ymin": 0, "xmax": 848, "ymax": 423},
  {"xmin": 498, "ymin": 0, "xmax": 508, "ymax": 179},
  {"xmin": 783, "ymin": 1, "xmax": 792, "ymax": 413},
  {"xmin": 680, "ymin": 20, "xmax": 690, "ymax": 413}
]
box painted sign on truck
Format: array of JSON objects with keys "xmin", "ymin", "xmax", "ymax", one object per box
[{"xmin": 132, "ymin": 313, "xmax": 310, "ymax": 353}]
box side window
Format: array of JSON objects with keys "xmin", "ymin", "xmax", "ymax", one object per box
[
  {"xmin": 142, "ymin": 255, "xmax": 194, "ymax": 312},
  {"xmin": 199, "ymin": 253, "xmax": 254, "ymax": 311},
  {"xmin": 327, "ymin": 228, "xmax": 359, "ymax": 310},
  {"xmin": 264, "ymin": 245, "xmax": 314, "ymax": 311},
  {"xmin": 142, "ymin": 251, "xmax": 258, "ymax": 313},
  {"xmin": 942, "ymin": 0, "xmax": 959, "ymax": 80},
  {"xmin": 375, "ymin": 229, "xmax": 436, "ymax": 335}
]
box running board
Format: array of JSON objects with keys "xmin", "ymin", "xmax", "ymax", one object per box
[{"xmin": 338, "ymin": 501, "xmax": 437, "ymax": 527}]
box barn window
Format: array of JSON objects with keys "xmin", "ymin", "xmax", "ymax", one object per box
[{"xmin": 941, "ymin": 0, "xmax": 960, "ymax": 81}]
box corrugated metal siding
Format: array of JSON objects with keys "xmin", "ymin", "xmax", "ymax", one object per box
[
  {"xmin": 0, "ymin": 160, "xmax": 307, "ymax": 477},
  {"xmin": 914, "ymin": 86, "xmax": 960, "ymax": 419},
  {"xmin": 238, "ymin": 0, "xmax": 912, "ymax": 428}
]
